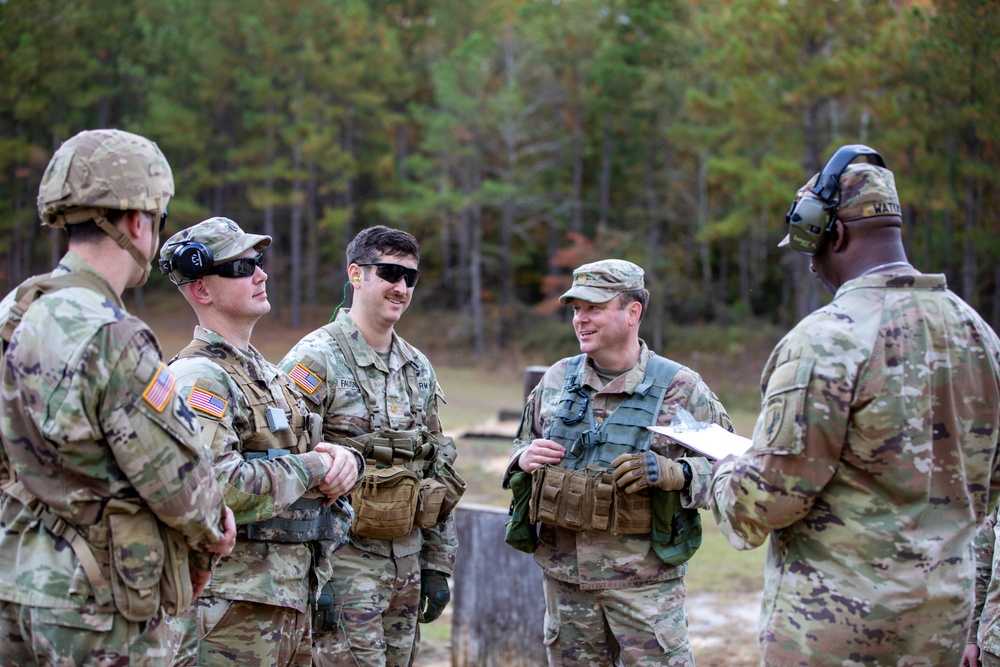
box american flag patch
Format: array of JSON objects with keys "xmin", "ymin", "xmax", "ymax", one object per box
[
  {"xmin": 187, "ymin": 387, "xmax": 228, "ymax": 418},
  {"xmin": 289, "ymin": 363, "xmax": 322, "ymax": 394},
  {"xmin": 142, "ymin": 363, "xmax": 176, "ymax": 412}
]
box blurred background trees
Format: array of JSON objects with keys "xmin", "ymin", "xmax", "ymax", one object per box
[{"xmin": 1, "ymin": 0, "xmax": 997, "ymax": 350}]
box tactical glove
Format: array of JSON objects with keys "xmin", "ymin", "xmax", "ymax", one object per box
[
  {"xmin": 419, "ymin": 570, "xmax": 451, "ymax": 623},
  {"xmin": 611, "ymin": 452, "xmax": 686, "ymax": 494}
]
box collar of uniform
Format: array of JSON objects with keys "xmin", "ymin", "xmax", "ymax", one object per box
[
  {"xmin": 53, "ymin": 251, "xmax": 125, "ymax": 309},
  {"xmin": 331, "ymin": 308, "xmax": 417, "ymax": 370},
  {"xmin": 192, "ymin": 324, "xmax": 269, "ymax": 376},
  {"xmin": 834, "ymin": 272, "xmax": 946, "ymax": 300},
  {"xmin": 580, "ymin": 340, "xmax": 651, "ymax": 395}
]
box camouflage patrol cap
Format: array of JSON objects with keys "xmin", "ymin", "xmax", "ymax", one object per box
[
  {"xmin": 159, "ymin": 217, "xmax": 271, "ymax": 284},
  {"xmin": 559, "ymin": 259, "xmax": 645, "ymax": 304},
  {"xmin": 37, "ymin": 129, "xmax": 174, "ymax": 227},
  {"xmin": 779, "ymin": 163, "xmax": 901, "ymax": 248}
]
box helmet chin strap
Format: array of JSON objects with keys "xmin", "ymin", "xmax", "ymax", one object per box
[{"xmin": 92, "ymin": 211, "xmax": 155, "ymax": 287}]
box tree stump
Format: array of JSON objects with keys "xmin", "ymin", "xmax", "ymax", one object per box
[{"xmin": 451, "ymin": 504, "xmax": 546, "ymax": 667}]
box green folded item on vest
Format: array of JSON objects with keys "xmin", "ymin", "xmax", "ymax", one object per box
[{"xmin": 504, "ymin": 470, "xmax": 537, "ymax": 554}]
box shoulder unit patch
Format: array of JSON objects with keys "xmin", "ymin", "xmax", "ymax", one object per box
[
  {"xmin": 187, "ymin": 386, "xmax": 228, "ymax": 419},
  {"xmin": 289, "ymin": 363, "xmax": 323, "ymax": 394},
  {"xmin": 143, "ymin": 363, "xmax": 177, "ymax": 412}
]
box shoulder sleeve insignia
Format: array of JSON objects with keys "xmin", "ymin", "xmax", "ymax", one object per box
[
  {"xmin": 187, "ymin": 386, "xmax": 228, "ymax": 419},
  {"xmin": 288, "ymin": 363, "xmax": 323, "ymax": 394},
  {"xmin": 142, "ymin": 363, "xmax": 177, "ymax": 413}
]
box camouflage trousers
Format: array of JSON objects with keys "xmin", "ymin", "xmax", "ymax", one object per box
[
  {"xmin": 982, "ymin": 650, "xmax": 1000, "ymax": 667},
  {"xmin": 312, "ymin": 544, "xmax": 421, "ymax": 667},
  {"xmin": 541, "ymin": 573, "xmax": 694, "ymax": 667},
  {"xmin": 0, "ymin": 600, "xmax": 171, "ymax": 666},
  {"xmin": 164, "ymin": 596, "xmax": 311, "ymax": 667}
]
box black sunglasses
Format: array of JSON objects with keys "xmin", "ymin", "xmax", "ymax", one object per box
[
  {"xmin": 357, "ymin": 262, "xmax": 419, "ymax": 288},
  {"xmin": 159, "ymin": 209, "xmax": 169, "ymax": 234},
  {"xmin": 211, "ymin": 253, "xmax": 264, "ymax": 279}
]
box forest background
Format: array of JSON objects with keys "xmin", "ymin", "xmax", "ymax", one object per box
[{"xmin": 1, "ymin": 0, "xmax": 997, "ymax": 360}]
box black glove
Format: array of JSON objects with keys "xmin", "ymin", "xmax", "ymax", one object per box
[{"xmin": 419, "ymin": 570, "xmax": 451, "ymax": 623}]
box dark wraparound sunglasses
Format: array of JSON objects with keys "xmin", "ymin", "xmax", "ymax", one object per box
[
  {"xmin": 357, "ymin": 262, "xmax": 419, "ymax": 288},
  {"xmin": 212, "ymin": 253, "xmax": 264, "ymax": 278},
  {"xmin": 157, "ymin": 209, "xmax": 169, "ymax": 234}
]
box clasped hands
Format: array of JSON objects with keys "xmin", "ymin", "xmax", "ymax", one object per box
[
  {"xmin": 517, "ymin": 439, "xmax": 685, "ymax": 493},
  {"xmin": 313, "ymin": 442, "xmax": 360, "ymax": 504}
]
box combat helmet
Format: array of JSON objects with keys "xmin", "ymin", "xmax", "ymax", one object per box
[{"xmin": 36, "ymin": 128, "xmax": 174, "ymax": 284}]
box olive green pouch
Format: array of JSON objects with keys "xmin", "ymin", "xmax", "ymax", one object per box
[{"xmin": 504, "ymin": 470, "xmax": 538, "ymax": 553}]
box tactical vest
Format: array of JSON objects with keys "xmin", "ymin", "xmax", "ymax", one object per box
[
  {"xmin": 547, "ymin": 355, "xmax": 678, "ymax": 468},
  {"xmin": 530, "ymin": 354, "xmax": 702, "ymax": 566},
  {"xmin": 327, "ymin": 325, "xmax": 464, "ymax": 538},
  {"xmin": 175, "ymin": 340, "xmax": 351, "ymax": 544},
  {"xmin": 0, "ymin": 272, "xmax": 191, "ymax": 620}
]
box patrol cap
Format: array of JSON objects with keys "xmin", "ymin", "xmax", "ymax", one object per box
[
  {"xmin": 779, "ymin": 163, "xmax": 901, "ymax": 248},
  {"xmin": 37, "ymin": 129, "xmax": 174, "ymax": 227},
  {"xmin": 159, "ymin": 217, "xmax": 271, "ymax": 283},
  {"xmin": 559, "ymin": 259, "xmax": 645, "ymax": 304}
]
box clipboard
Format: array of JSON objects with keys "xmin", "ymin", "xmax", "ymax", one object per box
[{"xmin": 648, "ymin": 423, "xmax": 753, "ymax": 461}]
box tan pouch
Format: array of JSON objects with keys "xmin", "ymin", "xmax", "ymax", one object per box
[
  {"xmin": 591, "ymin": 472, "xmax": 614, "ymax": 532},
  {"xmin": 106, "ymin": 504, "xmax": 164, "ymax": 622},
  {"xmin": 530, "ymin": 466, "xmax": 599, "ymax": 531},
  {"xmin": 612, "ymin": 488, "xmax": 653, "ymax": 535},
  {"xmin": 415, "ymin": 478, "xmax": 447, "ymax": 529},
  {"xmin": 351, "ymin": 465, "xmax": 420, "ymax": 539}
]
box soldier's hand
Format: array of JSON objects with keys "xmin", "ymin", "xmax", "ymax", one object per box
[
  {"xmin": 314, "ymin": 443, "xmax": 358, "ymax": 501},
  {"xmin": 419, "ymin": 570, "xmax": 451, "ymax": 623},
  {"xmin": 962, "ymin": 643, "xmax": 981, "ymax": 667},
  {"xmin": 206, "ymin": 505, "xmax": 236, "ymax": 558},
  {"xmin": 517, "ymin": 439, "xmax": 566, "ymax": 473},
  {"xmin": 611, "ymin": 452, "xmax": 686, "ymax": 494}
]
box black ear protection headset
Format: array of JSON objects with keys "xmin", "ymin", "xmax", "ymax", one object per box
[
  {"xmin": 784, "ymin": 144, "xmax": 886, "ymax": 256},
  {"xmin": 158, "ymin": 241, "xmax": 214, "ymax": 285}
]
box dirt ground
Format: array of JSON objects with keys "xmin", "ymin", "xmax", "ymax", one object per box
[{"xmin": 414, "ymin": 590, "xmax": 763, "ymax": 666}]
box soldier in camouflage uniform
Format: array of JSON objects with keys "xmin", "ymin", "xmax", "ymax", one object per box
[
  {"xmin": 0, "ymin": 129, "xmax": 236, "ymax": 666},
  {"xmin": 968, "ymin": 509, "xmax": 1000, "ymax": 666},
  {"xmin": 710, "ymin": 147, "xmax": 1000, "ymax": 667},
  {"xmin": 502, "ymin": 259, "xmax": 734, "ymax": 667},
  {"xmin": 280, "ymin": 226, "xmax": 460, "ymax": 667},
  {"xmin": 158, "ymin": 218, "xmax": 363, "ymax": 666}
]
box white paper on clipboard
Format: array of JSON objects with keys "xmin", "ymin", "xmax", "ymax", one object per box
[{"xmin": 647, "ymin": 423, "xmax": 752, "ymax": 461}]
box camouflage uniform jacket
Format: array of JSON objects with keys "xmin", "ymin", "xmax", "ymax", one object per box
[
  {"xmin": 503, "ymin": 342, "xmax": 733, "ymax": 590},
  {"xmin": 0, "ymin": 252, "xmax": 227, "ymax": 609},
  {"xmin": 169, "ymin": 326, "xmax": 355, "ymax": 612},
  {"xmin": 711, "ymin": 272, "xmax": 1000, "ymax": 666},
  {"xmin": 279, "ymin": 310, "xmax": 457, "ymax": 574},
  {"xmin": 972, "ymin": 508, "xmax": 1000, "ymax": 654}
]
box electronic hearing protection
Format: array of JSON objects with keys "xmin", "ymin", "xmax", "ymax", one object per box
[
  {"xmin": 158, "ymin": 241, "xmax": 214, "ymax": 283},
  {"xmin": 784, "ymin": 144, "xmax": 886, "ymax": 256}
]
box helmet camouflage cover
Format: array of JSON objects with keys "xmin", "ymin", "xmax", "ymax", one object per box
[{"xmin": 37, "ymin": 129, "xmax": 174, "ymax": 227}]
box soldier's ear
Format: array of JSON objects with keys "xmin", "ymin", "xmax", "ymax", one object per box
[{"xmin": 186, "ymin": 278, "xmax": 213, "ymax": 306}]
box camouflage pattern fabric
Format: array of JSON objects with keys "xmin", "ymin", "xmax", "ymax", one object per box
[
  {"xmin": 279, "ymin": 310, "xmax": 457, "ymax": 666},
  {"xmin": 0, "ymin": 600, "xmax": 173, "ymax": 666},
  {"xmin": 310, "ymin": 545, "xmax": 421, "ymax": 667},
  {"xmin": 167, "ymin": 326, "xmax": 342, "ymax": 614},
  {"xmin": 972, "ymin": 508, "xmax": 1000, "ymax": 656},
  {"xmin": 542, "ymin": 573, "xmax": 693, "ymax": 666},
  {"xmin": 165, "ymin": 596, "xmax": 311, "ymax": 667},
  {"xmin": 502, "ymin": 343, "xmax": 732, "ymax": 661},
  {"xmin": 985, "ymin": 651, "xmax": 1000, "ymax": 667},
  {"xmin": 711, "ymin": 272, "xmax": 1000, "ymax": 667},
  {"xmin": 0, "ymin": 253, "xmax": 227, "ymax": 657}
]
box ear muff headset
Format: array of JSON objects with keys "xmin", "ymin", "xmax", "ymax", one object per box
[
  {"xmin": 784, "ymin": 144, "xmax": 886, "ymax": 256},
  {"xmin": 159, "ymin": 241, "xmax": 214, "ymax": 284}
]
